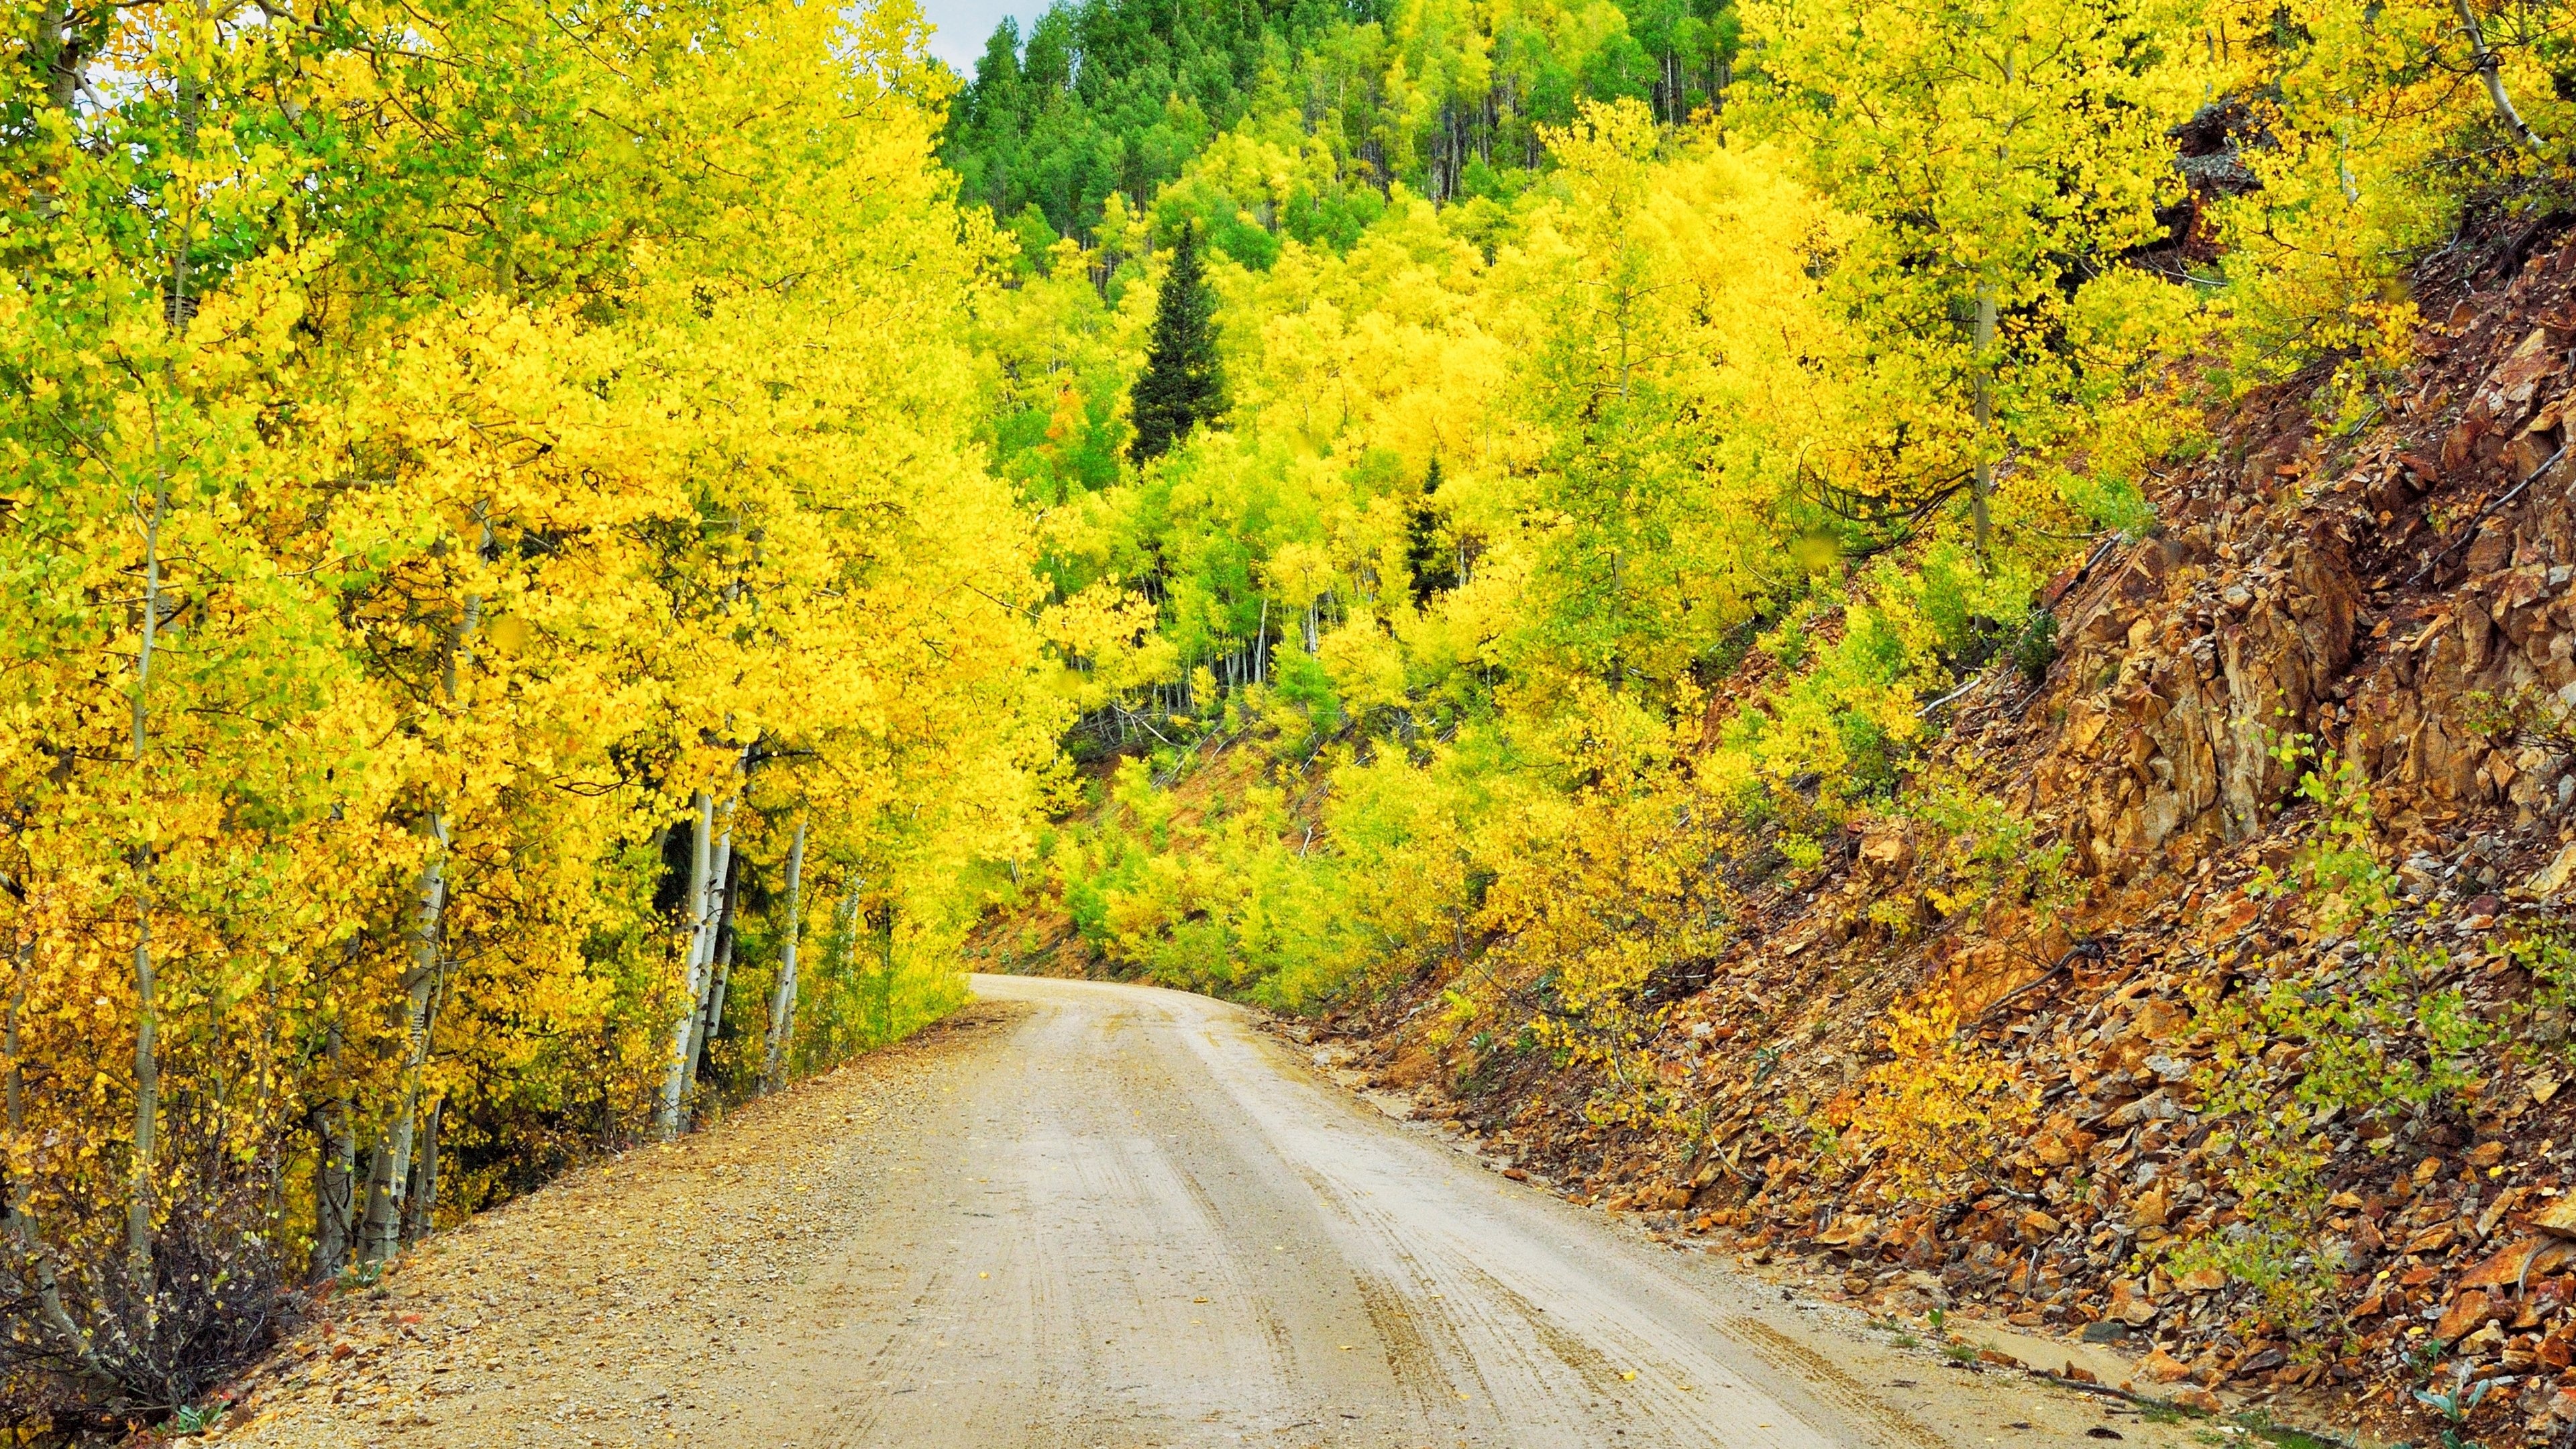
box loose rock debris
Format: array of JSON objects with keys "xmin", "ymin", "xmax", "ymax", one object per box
[{"xmin": 1284, "ymin": 213, "xmax": 2576, "ymax": 1448}]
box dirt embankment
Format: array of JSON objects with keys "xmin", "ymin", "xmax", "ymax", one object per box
[{"xmin": 1309, "ymin": 217, "xmax": 2576, "ymax": 1447}]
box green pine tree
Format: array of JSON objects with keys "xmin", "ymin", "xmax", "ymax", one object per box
[{"xmin": 1128, "ymin": 223, "xmax": 1225, "ymax": 464}]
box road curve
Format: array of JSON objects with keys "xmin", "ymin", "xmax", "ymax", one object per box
[
  {"xmin": 822, "ymin": 975, "xmax": 2118, "ymax": 1449},
  {"xmin": 225, "ymin": 975, "xmax": 2185, "ymax": 1448}
]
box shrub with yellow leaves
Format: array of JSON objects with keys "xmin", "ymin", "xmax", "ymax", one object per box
[{"xmin": 1841, "ymin": 998, "xmax": 2039, "ymax": 1203}]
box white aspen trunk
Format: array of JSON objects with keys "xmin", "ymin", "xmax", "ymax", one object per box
[
  {"xmin": 708, "ymin": 932, "xmax": 735, "ymax": 1036},
  {"xmin": 2456, "ymin": 0, "xmax": 2543, "ymax": 153},
  {"xmin": 363, "ymin": 539, "xmax": 482, "ymax": 1260},
  {"xmin": 1256, "ymin": 598, "xmax": 1267, "ymax": 685},
  {"xmin": 680, "ymin": 827, "xmax": 736, "ymax": 1108},
  {"xmin": 1970, "ymin": 282, "xmax": 1998, "ymax": 560},
  {"xmin": 36, "ymin": 1, "xmax": 76, "ymax": 113},
  {"xmin": 2334, "ymin": 119, "xmax": 2363, "ymax": 206},
  {"xmin": 361, "ymin": 812, "xmax": 449, "ymax": 1263},
  {"xmin": 761, "ymin": 818, "xmax": 808, "ymax": 1091},
  {"xmin": 655, "ymin": 792, "xmax": 718, "ymax": 1139},
  {"xmin": 127, "ymin": 898, "xmax": 155, "ymax": 1283},
  {"xmin": 442, "ymin": 565, "xmax": 484, "ymax": 703},
  {"xmin": 828, "ymin": 881, "xmax": 862, "ymax": 983},
  {"xmin": 695, "ymin": 922, "xmax": 735, "ymax": 1093},
  {"xmin": 125, "ymin": 455, "xmax": 166, "ymax": 1288},
  {"xmin": 400, "ymin": 1097, "xmax": 441, "ymax": 1247}
]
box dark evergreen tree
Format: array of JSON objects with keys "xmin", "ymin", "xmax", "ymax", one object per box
[
  {"xmin": 1128, "ymin": 223, "xmax": 1225, "ymax": 463},
  {"xmin": 1405, "ymin": 457, "xmax": 1458, "ymax": 607}
]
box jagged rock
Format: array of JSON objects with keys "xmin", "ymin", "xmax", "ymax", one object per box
[
  {"xmin": 2529, "ymin": 841, "xmax": 2576, "ymax": 898},
  {"xmin": 2437, "ymin": 1289, "xmax": 2498, "ymax": 1344},
  {"xmin": 2139, "ymin": 1054, "xmax": 2193, "ymax": 1084},
  {"xmin": 1858, "ymin": 824, "xmax": 1914, "ymax": 875},
  {"xmin": 2532, "ymin": 1195, "xmax": 2576, "ymax": 1239},
  {"xmin": 2106, "ymin": 1279, "xmax": 2161, "ymax": 1326},
  {"xmin": 2106, "ymin": 1091, "xmax": 2187, "ymax": 1128},
  {"xmin": 2131, "ymin": 999, "xmax": 2192, "ymax": 1039},
  {"xmin": 2139, "ymin": 1346, "xmax": 2192, "ymax": 1383},
  {"xmin": 2460, "ymin": 1236, "xmax": 2574, "ymax": 1288}
]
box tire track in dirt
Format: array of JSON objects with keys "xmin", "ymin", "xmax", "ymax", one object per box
[{"xmin": 1725, "ymin": 1315, "xmax": 1948, "ymax": 1449}]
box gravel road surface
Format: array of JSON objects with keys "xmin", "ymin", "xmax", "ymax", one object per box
[{"xmin": 223, "ymin": 976, "xmax": 2196, "ymax": 1448}]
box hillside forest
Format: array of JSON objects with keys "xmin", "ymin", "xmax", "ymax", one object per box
[{"xmin": 9, "ymin": 0, "xmax": 2576, "ymax": 1431}]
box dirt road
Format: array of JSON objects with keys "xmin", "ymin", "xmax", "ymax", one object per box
[{"xmin": 223, "ymin": 977, "xmax": 2198, "ymax": 1448}]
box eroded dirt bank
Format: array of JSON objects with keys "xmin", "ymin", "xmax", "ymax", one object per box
[{"xmin": 1283, "ymin": 217, "xmax": 2576, "ymax": 1448}]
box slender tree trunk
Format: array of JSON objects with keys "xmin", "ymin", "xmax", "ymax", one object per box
[
  {"xmin": 442, "ymin": 556, "xmax": 484, "ymax": 703},
  {"xmin": 310, "ymin": 1016, "xmax": 354, "ymax": 1281},
  {"xmin": 761, "ymin": 818, "xmax": 809, "ymax": 1091},
  {"xmin": 708, "ymin": 930, "xmax": 735, "ymax": 1038},
  {"xmin": 2455, "ymin": 0, "xmax": 2543, "ymax": 154},
  {"xmin": 681, "ymin": 830, "xmax": 737, "ymax": 1112},
  {"xmin": 126, "ymin": 448, "xmax": 167, "ymax": 1291},
  {"xmin": 693, "ymin": 918, "xmax": 735, "ymax": 1102},
  {"xmin": 26, "ymin": 4, "xmax": 84, "ymax": 227},
  {"xmin": 356, "ymin": 1139, "xmax": 388, "ymax": 1262},
  {"xmin": 655, "ymin": 793, "xmax": 717, "ymax": 1139},
  {"xmin": 876, "ymin": 902, "xmax": 898, "ymax": 1044},
  {"xmin": 400, "ymin": 1097, "xmax": 441, "ymax": 1248},
  {"xmin": 361, "ymin": 532, "xmax": 482, "ymax": 1261},
  {"xmin": 127, "ymin": 900, "xmax": 156, "ymax": 1285},
  {"xmin": 1970, "ymin": 282, "xmax": 1998, "ymax": 560},
  {"xmin": 125, "ymin": 243, "xmax": 189, "ymax": 1284},
  {"xmin": 361, "ymin": 814, "xmax": 449, "ymax": 1263},
  {"xmin": 38, "ymin": 2, "xmax": 77, "ymax": 113},
  {"xmin": 828, "ymin": 881, "xmax": 862, "ymax": 996}
]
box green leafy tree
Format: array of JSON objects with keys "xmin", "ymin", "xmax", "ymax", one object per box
[{"xmin": 1129, "ymin": 223, "xmax": 1227, "ymax": 462}]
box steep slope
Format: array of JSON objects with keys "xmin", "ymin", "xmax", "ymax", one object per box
[{"xmin": 1281, "ymin": 215, "xmax": 2576, "ymax": 1444}]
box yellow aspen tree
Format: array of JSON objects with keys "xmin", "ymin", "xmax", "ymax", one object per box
[{"xmin": 1743, "ymin": 0, "xmax": 2198, "ymax": 556}]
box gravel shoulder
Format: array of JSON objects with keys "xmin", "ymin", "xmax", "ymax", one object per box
[{"xmin": 212, "ymin": 977, "xmax": 2216, "ymax": 1448}]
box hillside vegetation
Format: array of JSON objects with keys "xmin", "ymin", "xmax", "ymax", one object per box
[
  {"xmin": 949, "ymin": 0, "xmax": 2576, "ymax": 1438},
  {"xmin": 13, "ymin": 0, "xmax": 2576, "ymax": 1436},
  {"xmin": 0, "ymin": 0, "xmax": 1055, "ymax": 1427}
]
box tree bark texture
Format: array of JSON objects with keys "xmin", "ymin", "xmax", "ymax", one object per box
[
  {"xmin": 360, "ymin": 812, "xmax": 450, "ymax": 1263},
  {"xmin": 657, "ymin": 794, "xmax": 719, "ymax": 1139},
  {"xmin": 761, "ymin": 818, "xmax": 808, "ymax": 1091}
]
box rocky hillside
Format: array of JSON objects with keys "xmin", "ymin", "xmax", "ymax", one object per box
[{"xmin": 1291, "ymin": 217, "xmax": 2576, "ymax": 1444}]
